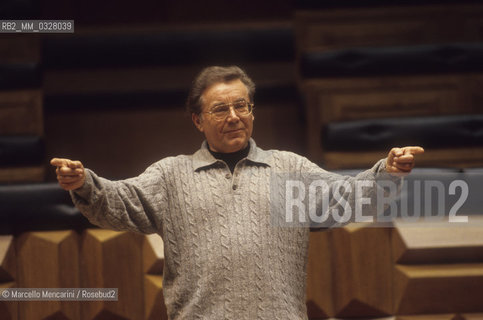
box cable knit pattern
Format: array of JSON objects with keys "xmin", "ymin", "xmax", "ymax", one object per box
[{"xmin": 70, "ymin": 138, "xmax": 392, "ymax": 320}]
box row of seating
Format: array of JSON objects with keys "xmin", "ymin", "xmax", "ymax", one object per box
[
  {"xmin": 296, "ymin": 2, "xmax": 483, "ymax": 168},
  {"xmin": 0, "ymin": 183, "xmax": 93, "ymax": 234},
  {"xmin": 323, "ymin": 114, "xmax": 483, "ymax": 151},
  {"xmin": 0, "ymin": 136, "xmax": 44, "ymax": 166},
  {"xmin": 300, "ymin": 43, "xmax": 483, "ymax": 78},
  {"xmin": 43, "ymin": 28, "xmax": 294, "ymax": 69},
  {"xmin": 0, "ymin": 63, "xmax": 40, "ymax": 90}
]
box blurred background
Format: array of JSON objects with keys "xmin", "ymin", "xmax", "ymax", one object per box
[{"xmin": 1, "ymin": 0, "xmax": 483, "ymax": 319}]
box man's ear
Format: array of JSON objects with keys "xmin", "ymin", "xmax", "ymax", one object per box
[{"xmin": 192, "ymin": 113, "xmax": 204, "ymax": 132}]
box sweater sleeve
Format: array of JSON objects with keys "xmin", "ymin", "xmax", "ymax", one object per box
[
  {"xmin": 296, "ymin": 156, "xmax": 402, "ymax": 229},
  {"xmin": 70, "ymin": 162, "xmax": 168, "ymax": 234}
]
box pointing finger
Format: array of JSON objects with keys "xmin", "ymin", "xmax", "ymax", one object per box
[
  {"xmin": 50, "ymin": 158, "xmax": 67, "ymax": 167},
  {"xmin": 403, "ymin": 146, "xmax": 425, "ymax": 155}
]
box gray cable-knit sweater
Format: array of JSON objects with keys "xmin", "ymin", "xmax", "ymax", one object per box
[{"xmin": 70, "ymin": 138, "xmax": 392, "ymax": 320}]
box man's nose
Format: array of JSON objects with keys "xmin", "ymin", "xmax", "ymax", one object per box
[{"xmin": 226, "ymin": 106, "xmax": 240, "ymax": 121}]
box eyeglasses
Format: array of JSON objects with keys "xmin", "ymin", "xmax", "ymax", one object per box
[{"xmin": 203, "ymin": 100, "xmax": 254, "ymax": 121}]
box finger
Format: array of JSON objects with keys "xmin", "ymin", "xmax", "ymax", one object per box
[
  {"xmin": 387, "ymin": 147, "xmax": 401, "ymax": 164},
  {"xmin": 391, "ymin": 147, "xmax": 404, "ymax": 157},
  {"xmin": 403, "ymin": 146, "xmax": 425, "ymax": 155},
  {"xmin": 67, "ymin": 160, "xmax": 83, "ymax": 169},
  {"xmin": 394, "ymin": 162, "xmax": 413, "ymax": 172},
  {"xmin": 58, "ymin": 166, "xmax": 80, "ymax": 176},
  {"xmin": 394, "ymin": 154, "xmax": 414, "ymax": 163},
  {"xmin": 50, "ymin": 158, "xmax": 68, "ymax": 167}
]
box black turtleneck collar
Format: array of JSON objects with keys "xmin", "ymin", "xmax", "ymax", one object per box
[{"xmin": 208, "ymin": 142, "xmax": 250, "ymax": 173}]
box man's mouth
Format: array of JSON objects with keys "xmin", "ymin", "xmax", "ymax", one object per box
[{"xmin": 225, "ymin": 128, "xmax": 243, "ymax": 133}]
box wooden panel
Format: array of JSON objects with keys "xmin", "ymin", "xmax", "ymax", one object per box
[
  {"xmin": 143, "ymin": 234, "xmax": 164, "ymax": 275},
  {"xmin": 44, "ymin": 96, "xmax": 305, "ymax": 180},
  {"xmin": 0, "ymin": 235, "xmax": 17, "ymax": 320},
  {"xmin": 0, "ymin": 166, "xmax": 45, "ymax": 183},
  {"xmin": 16, "ymin": 230, "xmax": 80, "ymax": 320},
  {"xmin": 295, "ymin": 4, "xmax": 483, "ymax": 52},
  {"xmin": 462, "ymin": 314, "xmax": 483, "ymax": 320},
  {"xmin": 0, "ymin": 90, "xmax": 43, "ymax": 135},
  {"xmin": 318, "ymin": 88, "xmax": 459, "ymax": 124},
  {"xmin": 306, "ymin": 231, "xmax": 333, "ymax": 318},
  {"xmin": 0, "ymin": 37, "xmax": 40, "ymax": 63},
  {"xmin": 0, "ymin": 282, "xmax": 18, "ymax": 320},
  {"xmin": 302, "ymin": 74, "xmax": 483, "ymax": 167},
  {"xmin": 44, "ymin": 62, "xmax": 294, "ymax": 96},
  {"xmin": 392, "ymin": 220, "xmax": 483, "ymax": 315},
  {"xmin": 470, "ymin": 76, "xmax": 483, "ymax": 108},
  {"xmin": 144, "ymin": 275, "xmax": 167, "ymax": 320},
  {"xmin": 330, "ymin": 225, "xmax": 393, "ymax": 318},
  {"xmin": 81, "ymin": 229, "xmax": 144, "ymax": 320},
  {"xmin": 0, "ymin": 236, "xmax": 16, "ymax": 282},
  {"xmin": 303, "ymin": 74, "xmax": 478, "ymax": 125},
  {"xmin": 251, "ymin": 100, "xmax": 306, "ymax": 156},
  {"xmin": 44, "ymin": 107, "xmax": 200, "ymax": 180},
  {"xmin": 143, "ymin": 234, "xmax": 168, "ymax": 320},
  {"xmin": 394, "ymin": 263, "xmax": 483, "ymax": 315},
  {"xmin": 396, "ymin": 315, "xmax": 455, "ymax": 320},
  {"xmin": 392, "ymin": 219, "xmax": 483, "ymax": 264}
]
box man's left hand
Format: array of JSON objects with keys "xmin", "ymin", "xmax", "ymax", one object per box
[{"xmin": 386, "ymin": 146, "xmax": 425, "ymax": 176}]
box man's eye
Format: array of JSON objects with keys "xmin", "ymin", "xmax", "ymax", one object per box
[
  {"xmin": 234, "ymin": 101, "xmax": 247, "ymax": 110},
  {"xmin": 213, "ymin": 106, "xmax": 229, "ymax": 114}
]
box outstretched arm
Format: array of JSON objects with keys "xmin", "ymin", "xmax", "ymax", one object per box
[
  {"xmin": 293, "ymin": 146, "xmax": 425, "ymax": 228},
  {"xmin": 50, "ymin": 157, "xmax": 164, "ymax": 234}
]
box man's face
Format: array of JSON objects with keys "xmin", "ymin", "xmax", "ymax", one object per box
[{"xmin": 192, "ymin": 79, "xmax": 254, "ymax": 153}]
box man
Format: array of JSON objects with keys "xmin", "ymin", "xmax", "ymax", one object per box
[{"xmin": 51, "ymin": 66, "xmax": 424, "ymax": 319}]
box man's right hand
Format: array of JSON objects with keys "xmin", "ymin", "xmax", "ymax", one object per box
[{"xmin": 50, "ymin": 158, "xmax": 86, "ymax": 191}]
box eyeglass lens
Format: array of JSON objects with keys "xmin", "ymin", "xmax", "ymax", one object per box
[{"xmin": 211, "ymin": 101, "xmax": 252, "ymax": 119}]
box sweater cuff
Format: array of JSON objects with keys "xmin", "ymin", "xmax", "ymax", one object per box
[
  {"xmin": 375, "ymin": 158, "xmax": 403, "ymax": 183},
  {"xmin": 69, "ymin": 168, "xmax": 95, "ymax": 204}
]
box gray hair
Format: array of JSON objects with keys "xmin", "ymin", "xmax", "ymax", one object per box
[{"xmin": 186, "ymin": 66, "xmax": 256, "ymax": 115}]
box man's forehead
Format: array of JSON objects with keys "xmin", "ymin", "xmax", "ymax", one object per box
[{"xmin": 201, "ymin": 79, "xmax": 249, "ymax": 103}]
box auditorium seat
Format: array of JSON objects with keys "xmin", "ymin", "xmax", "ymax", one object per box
[
  {"xmin": 0, "ymin": 136, "xmax": 44, "ymax": 167},
  {"xmin": 0, "ymin": 182, "xmax": 92, "ymax": 234},
  {"xmin": 300, "ymin": 43, "xmax": 483, "ymax": 78},
  {"xmin": 322, "ymin": 114, "xmax": 483, "ymax": 151},
  {"xmin": 0, "ymin": 63, "xmax": 41, "ymax": 90}
]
